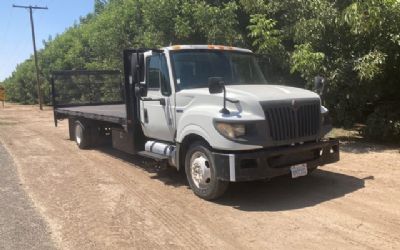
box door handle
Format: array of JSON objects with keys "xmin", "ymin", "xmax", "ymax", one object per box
[{"xmin": 141, "ymin": 97, "xmax": 166, "ymax": 106}]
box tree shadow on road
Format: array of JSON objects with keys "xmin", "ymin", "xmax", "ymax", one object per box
[
  {"xmin": 339, "ymin": 140, "xmax": 400, "ymax": 154},
  {"xmin": 329, "ymin": 127, "xmax": 400, "ymax": 154},
  {"xmin": 216, "ymin": 169, "xmax": 372, "ymax": 212}
]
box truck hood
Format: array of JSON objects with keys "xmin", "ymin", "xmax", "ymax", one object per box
[
  {"xmin": 176, "ymin": 84, "xmax": 321, "ymax": 119},
  {"xmin": 225, "ymin": 84, "xmax": 320, "ymax": 101}
]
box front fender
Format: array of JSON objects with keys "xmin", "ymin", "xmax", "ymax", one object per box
[
  {"xmin": 177, "ymin": 124, "xmax": 212, "ymax": 145},
  {"xmin": 175, "ymin": 97, "xmax": 263, "ymax": 151}
]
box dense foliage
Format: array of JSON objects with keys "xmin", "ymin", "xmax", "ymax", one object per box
[{"xmin": 1, "ymin": 0, "xmax": 399, "ymax": 141}]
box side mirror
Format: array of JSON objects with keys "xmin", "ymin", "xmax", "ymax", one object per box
[
  {"xmin": 314, "ymin": 76, "xmax": 325, "ymax": 96},
  {"xmin": 208, "ymin": 77, "xmax": 225, "ymax": 94},
  {"xmin": 135, "ymin": 84, "xmax": 147, "ymax": 97},
  {"xmin": 208, "ymin": 77, "xmax": 233, "ymax": 114}
]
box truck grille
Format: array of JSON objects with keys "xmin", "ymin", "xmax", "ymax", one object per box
[{"xmin": 263, "ymin": 101, "xmax": 320, "ymax": 142}]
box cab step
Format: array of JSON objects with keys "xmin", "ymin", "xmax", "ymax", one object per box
[{"xmin": 137, "ymin": 151, "xmax": 169, "ymax": 162}]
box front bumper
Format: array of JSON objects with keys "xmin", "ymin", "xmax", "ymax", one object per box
[{"xmin": 213, "ymin": 138, "xmax": 339, "ymax": 182}]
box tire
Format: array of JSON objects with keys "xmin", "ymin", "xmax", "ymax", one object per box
[
  {"xmin": 68, "ymin": 118, "xmax": 76, "ymax": 141},
  {"xmin": 185, "ymin": 141, "xmax": 229, "ymax": 200},
  {"xmin": 308, "ymin": 166, "xmax": 318, "ymax": 174},
  {"xmin": 74, "ymin": 120, "xmax": 91, "ymax": 149}
]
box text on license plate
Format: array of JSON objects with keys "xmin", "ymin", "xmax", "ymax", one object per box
[{"xmin": 290, "ymin": 163, "xmax": 308, "ymax": 178}]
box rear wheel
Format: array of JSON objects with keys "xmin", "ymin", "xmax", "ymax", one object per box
[
  {"xmin": 185, "ymin": 141, "xmax": 228, "ymax": 200},
  {"xmin": 74, "ymin": 120, "xmax": 91, "ymax": 149}
]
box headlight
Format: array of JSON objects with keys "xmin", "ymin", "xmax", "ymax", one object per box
[
  {"xmin": 215, "ymin": 122, "xmax": 246, "ymax": 139},
  {"xmin": 321, "ymin": 105, "xmax": 329, "ymax": 114},
  {"xmin": 321, "ymin": 106, "xmax": 331, "ymax": 126}
]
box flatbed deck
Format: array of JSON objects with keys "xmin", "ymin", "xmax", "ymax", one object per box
[{"xmin": 55, "ymin": 104, "xmax": 126, "ymax": 124}]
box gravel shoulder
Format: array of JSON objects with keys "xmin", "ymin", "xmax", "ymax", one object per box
[
  {"xmin": 0, "ymin": 104, "xmax": 399, "ymax": 249},
  {"xmin": 0, "ymin": 140, "xmax": 55, "ymax": 250}
]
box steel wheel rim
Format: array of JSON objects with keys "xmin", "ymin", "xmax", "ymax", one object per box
[
  {"xmin": 190, "ymin": 151, "xmax": 211, "ymax": 189},
  {"xmin": 75, "ymin": 124, "xmax": 82, "ymax": 145}
]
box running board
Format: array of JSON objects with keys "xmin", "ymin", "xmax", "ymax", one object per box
[{"xmin": 138, "ymin": 151, "xmax": 169, "ymax": 162}]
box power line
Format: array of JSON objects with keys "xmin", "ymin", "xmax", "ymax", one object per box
[{"xmin": 12, "ymin": 4, "xmax": 48, "ymax": 110}]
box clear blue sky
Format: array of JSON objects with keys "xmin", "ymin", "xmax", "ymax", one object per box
[{"xmin": 0, "ymin": 0, "xmax": 94, "ymax": 81}]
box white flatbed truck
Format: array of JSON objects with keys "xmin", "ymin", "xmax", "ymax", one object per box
[{"xmin": 52, "ymin": 45, "xmax": 339, "ymax": 200}]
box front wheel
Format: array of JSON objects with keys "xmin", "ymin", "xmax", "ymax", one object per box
[{"xmin": 185, "ymin": 141, "xmax": 229, "ymax": 200}]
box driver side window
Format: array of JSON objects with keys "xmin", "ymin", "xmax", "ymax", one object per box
[{"xmin": 146, "ymin": 54, "xmax": 171, "ymax": 96}]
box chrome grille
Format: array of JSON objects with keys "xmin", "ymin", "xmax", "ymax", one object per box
[{"xmin": 263, "ymin": 101, "xmax": 320, "ymax": 142}]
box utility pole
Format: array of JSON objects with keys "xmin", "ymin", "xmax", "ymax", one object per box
[{"xmin": 13, "ymin": 4, "xmax": 48, "ymax": 110}]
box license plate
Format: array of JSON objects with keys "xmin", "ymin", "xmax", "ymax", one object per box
[{"xmin": 290, "ymin": 163, "xmax": 308, "ymax": 178}]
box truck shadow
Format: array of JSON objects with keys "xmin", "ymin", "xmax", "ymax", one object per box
[
  {"xmin": 97, "ymin": 146, "xmax": 370, "ymax": 212},
  {"xmin": 97, "ymin": 146, "xmax": 188, "ymax": 187},
  {"xmin": 217, "ymin": 170, "xmax": 371, "ymax": 212}
]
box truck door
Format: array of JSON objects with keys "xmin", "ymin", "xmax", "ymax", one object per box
[{"xmin": 139, "ymin": 53, "xmax": 175, "ymax": 142}]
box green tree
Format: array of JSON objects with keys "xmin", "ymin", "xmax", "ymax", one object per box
[{"xmin": 3, "ymin": 0, "xmax": 400, "ymax": 141}]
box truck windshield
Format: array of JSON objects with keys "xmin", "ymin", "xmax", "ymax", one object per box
[{"xmin": 170, "ymin": 50, "xmax": 267, "ymax": 90}]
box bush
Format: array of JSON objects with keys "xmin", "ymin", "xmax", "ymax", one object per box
[{"xmin": 361, "ymin": 105, "xmax": 400, "ymax": 143}]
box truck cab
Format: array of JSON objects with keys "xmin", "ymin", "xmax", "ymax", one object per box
[
  {"xmin": 131, "ymin": 45, "xmax": 339, "ymax": 199},
  {"xmin": 52, "ymin": 45, "xmax": 339, "ymax": 200}
]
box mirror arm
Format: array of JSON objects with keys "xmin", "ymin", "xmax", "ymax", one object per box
[
  {"xmin": 219, "ymin": 86, "xmax": 240, "ymax": 115},
  {"xmin": 220, "ymin": 86, "xmax": 230, "ymax": 115},
  {"xmin": 226, "ymin": 97, "xmax": 239, "ymax": 104}
]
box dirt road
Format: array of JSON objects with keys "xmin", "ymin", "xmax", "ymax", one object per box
[{"xmin": 0, "ymin": 104, "xmax": 399, "ymax": 249}]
